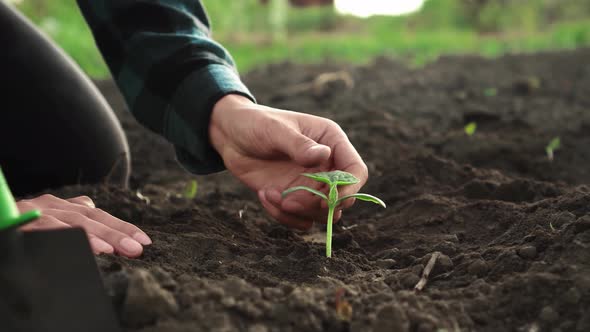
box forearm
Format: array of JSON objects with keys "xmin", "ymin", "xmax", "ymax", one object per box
[{"xmin": 77, "ymin": 0, "xmax": 255, "ymax": 173}]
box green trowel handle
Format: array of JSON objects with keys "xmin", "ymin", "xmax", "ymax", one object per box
[
  {"xmin": 2, "ymin": 210, "xmax": 42, "ymax": 231},
  {"xmin": 0, "ymin": 167, "xmax": 41, "ymax": 231}
]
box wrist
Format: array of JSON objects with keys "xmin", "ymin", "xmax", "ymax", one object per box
[{"xmin": 209, "ymin": 94, "xmax": 255, "ymax": 155}]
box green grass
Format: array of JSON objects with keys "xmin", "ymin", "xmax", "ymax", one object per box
[{"xmin": 13, "ymin": 1, "xmax": 590, "ymax": 79}]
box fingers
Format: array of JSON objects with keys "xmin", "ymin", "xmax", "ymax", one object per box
[
  {"xmin": 17, "ymin": 194, "xmax": 150, "ymax": 258},
  {"xmin": 19, "ymin": 214, "xmax": 71, "ymax": 232},
  {"xmin": 86, "ymin": 208, "xmax": 151, "ymax": 245},
  {"xmin": 66, "ymin": 195, "xmax": 95, "ymax": 208},
  {"xmin": 263, "ymin": 189, "xmax": 343, "ymax": 226},
  {"xmin": 42, "ymin": 196, "xmax": 151, "ymax": 245},
  {"xmin": 259, "ymin": 190, "xmax": 313, "ymax": 230},
  {"xmin": 21, "ymin": 213, "xmax": 115, "ymax": 255},
  {"xmin": 265, "ymin": 121, "xmax": 331, "ymax": 167},
  {"xmin": 328, "ymin": 126, "xmax": 369, "ymax": 200},
  {"xmin": 45, "ymin": 209, "xmax": 143, "ymax": 258},
  {"xmin": 88, "ymin": 234, "xmax": 115, "ymax": 255}
]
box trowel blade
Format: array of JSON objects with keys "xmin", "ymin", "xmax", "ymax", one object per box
[{"xmin": 20, "ymin": 228, "xmax": 120, "ymax": 332}]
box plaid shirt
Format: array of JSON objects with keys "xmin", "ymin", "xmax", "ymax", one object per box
[{"xmin": 77, "ymin": 0, "xmax": 255, "ymax": 174}]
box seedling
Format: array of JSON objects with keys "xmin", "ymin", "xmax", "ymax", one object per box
[
  {"xmin": 546, "ymin": 137, "xmax": 560, "ymax": 161},
  {"xmin": 464, "ymin": 122, "xmax": 477, "ymax": 136},
  {"xmin": 184, "ymin": 180, "xmax": 198, "ymax": 199},
  {"xmin": 282, "ymin": 171, "xmax": 385, "ymax": 257},
  {"xmin": 484, "ymin": 87, "xmax": 497, "ymax": 97}
]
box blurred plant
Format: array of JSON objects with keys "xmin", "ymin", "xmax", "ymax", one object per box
[
  {"xmin": 546, "ymin": 137, "xmax": 561, "ymax": 161},
  {"xmin": 464, "ymin": 122, "xmax": 477, "ymax": 136},
  {"xmin": 184, "ymin": 180, "xmax": 198, "ymax": 199},
  {"xmin": 484, "ymin": 87, "xmax": 497, "ymax": 97},
  {"xmin": 269, "ymin": 0, "xmax": 289, "ymax": 41},
  {"xmin": 282, "ymin": 171, "xmax": 385, "ymax": 257}
]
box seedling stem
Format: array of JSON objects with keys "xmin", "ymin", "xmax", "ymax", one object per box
[{"xmin": 283, "ymin": 171, "xmax": 385, "ymax": 257}]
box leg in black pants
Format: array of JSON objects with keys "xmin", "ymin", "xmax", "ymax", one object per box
[{"xmin": 0, "ymin": 3, "xmax": 130, "ymax": 196}]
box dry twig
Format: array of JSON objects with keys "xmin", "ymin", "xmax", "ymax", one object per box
[{"xmin": 414, "ymin": 251, "xmax": 441, "ymax": 291}]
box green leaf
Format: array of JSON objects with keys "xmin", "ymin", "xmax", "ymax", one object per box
[
  {"xmin": 484, "ymin": 87, "xmax": 497, "ymax": 97},
  {"xmin": 336, "ymin": 193, "xmax": 386, "ymax": 208},
  {"xmin": 546, "ymin": 137, "xmax": 561, "ymax": 151},
  {"xmin": 545, "ymin": 137, "xmax": 561, "ymax": 161},
  {"xmin": 303, "ymin": 171, "xmax": 360, "ymax": 186},
  {"xmin": 184, "ymin": 180, "xmax": 198, "ymax": 199},
  {"xmin": 464, "ymin": 122, "xmax": 477, "ymax": 136},
  {"xmin": 282, "ymin": 186, "xmax": 328, "ymax": 200}
]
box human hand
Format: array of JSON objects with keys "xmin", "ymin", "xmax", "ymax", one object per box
[
  {"xmin": 209, "ymin": 94, "xmax": 368, "ymax": 230},
  {"xmin": 17, "ymin": 194, "xmax": 151, "ymax": 257}
]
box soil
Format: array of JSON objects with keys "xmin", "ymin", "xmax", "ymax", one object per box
[{"xmin": 53, "ymin": 48, "xmax": 590, "ymax": 331}]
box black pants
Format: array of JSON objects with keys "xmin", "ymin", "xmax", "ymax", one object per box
[{"xmin": 0, "ymin": 3, "xmax": 130, "ymax": 196}]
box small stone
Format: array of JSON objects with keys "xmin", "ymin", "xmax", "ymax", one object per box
[
  {"xmin": 442, "ymin": 234, "xmax": 460, "ymax": 243},
  {"xmin": 468, "ymin": 259, "xmax": 489, "ymax": 277},
  {"xmin": 122, "ymin": 269, "xmax": 179, "ymax": 327},
  {"xmin": 376, "ymin": 259, "xmax": 396, "ymax": 269},
  {"xmin": 151, "ymin": 267, "xmax": 177, "ymax": 291},
  {"xmin": 562, "ymin": 288, "xmax": 581, "ymax": 305},
  {"xmin": 224, "ymin": 277, "xmax": 261, "ymax": 299},
  {"xmin": 539, "ymin": 306, "xmax": 559, "ymax": 323},
  {"xmin": 434, "ymin": 241, "xmax": 458, "ymax": 256},
  {"xmin": 375, "ymin": 248, "xmax": 400, "ymax": 260},
  {"xmin": 411, "ymin": 264, "xmax": 424, "ymax": 275},
  {"xmin": 517, "ymin": 246, "xmax": 537, "ymax": 260},
  {"xmin": 262, "ymin": 287, "xmax": 283, "ymax": 300},
  {"xmin": 400, "ymin": 272, "xmax": 421, "ymax": 289},
  {"xmin": 372, "ymin": 303, "xmax": 409, "ymax": 332},
  {"xmin": 434, "ymin": 254, "xmax": 454, "ymax": 274},
  {"xmin": 248, "ymin": 324, "xmax": 269, "ymax": 332}
]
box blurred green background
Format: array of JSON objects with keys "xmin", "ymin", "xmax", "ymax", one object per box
[{"xmin": 9, "ymin": 0, "xmax": 590, "ymax": 78}]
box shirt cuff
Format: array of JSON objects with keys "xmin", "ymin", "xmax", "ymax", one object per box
[{"xmin": 163, "ymin": 63, "xmax": 256, "ymax": 175}]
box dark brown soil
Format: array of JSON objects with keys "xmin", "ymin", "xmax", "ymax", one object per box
[{"xmin": 55, "ymin": 48, "xmax": 590, "ymax": 331}]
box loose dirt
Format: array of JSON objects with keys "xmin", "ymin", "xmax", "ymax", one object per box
[{"xmin": 54, "ymin": 48, "xmax": 590, "ymax": 331}]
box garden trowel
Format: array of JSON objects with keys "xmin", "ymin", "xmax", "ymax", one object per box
[{"xmin": 0, "ymin": 167, "xmax": 120, "ymax": 332}]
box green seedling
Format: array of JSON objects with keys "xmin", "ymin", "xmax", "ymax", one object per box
[
  {"xmin": 546, "ymin": 137, "xmax": 561, "ymax": 161},
  {"xmin": 527, "ymin": 76, "xmax": 541, "ymax": 90},
  {"xmin": 184, "ymin": 180, "xmax": 198, "ymax": 199},
  {"xmin": 464, "ymin": 122, "xmax": 477, "ymax": 136},
  {"xmin": 282, "ymin": 171, "xmax": 385, "ymax": 257},
  {"xmin": 484, "ymin": 87, "xmax": 497, "ymax": 97}
]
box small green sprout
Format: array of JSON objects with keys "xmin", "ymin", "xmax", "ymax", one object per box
[
  {"xmin": 546, "ymin": 137, "xmax": 561, "ymax": 161},
  {"xmin": 527, "ymin": 76, "xmax": 541, "ymax": 90},
  {"xmin": 484, "ymin": 87, "xmax": 497, "ymax": 97},
  {"xmin": 282, "ymin": 171, "xmax": 385, "ymax": 258},
  {"xmin": 184, "ymin": 180, "xmax": 198, "ymax": 199},
  {"xmin": 464, "ymin": 122, "xmax": 477, "ymax": 136}
]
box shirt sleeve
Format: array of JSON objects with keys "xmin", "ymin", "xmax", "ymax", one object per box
[{"xmin": 76, "ymin": 0, "xmax": 256, "ymax": 174}]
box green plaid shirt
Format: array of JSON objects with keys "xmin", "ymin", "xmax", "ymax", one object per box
[{"xmin": 77, "ymin": 0, "xmax": 255, "ymax": 174}]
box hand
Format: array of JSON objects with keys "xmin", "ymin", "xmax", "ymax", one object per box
[
  {"xmin": 209, "ymin": 94, "xmax": 368, "ymax": 230},
  {"xmin": 17, "ymin": 194, "xmax": 151, "ymax": 257}
]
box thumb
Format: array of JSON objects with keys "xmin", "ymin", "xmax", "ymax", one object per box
[{"xmin": 269, "ymin": 126, "xmax": 331, "ymax": 167}]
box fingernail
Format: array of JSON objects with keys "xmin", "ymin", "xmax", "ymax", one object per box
[
  {"xmin": 90, "ymin": 238, "xmax": 114, "ymax": 254},
  {"xmin": 120, "ymin": 238, "xmax": 143, "ymax": 256},
  {"xmin": 133, "ymin": 232, "xmax": 152, "ymax": 245},
  {"xmin": 309, "ymin": 145, "xmax": 331, "ymax": 157}
]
